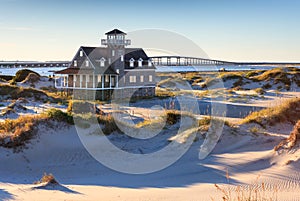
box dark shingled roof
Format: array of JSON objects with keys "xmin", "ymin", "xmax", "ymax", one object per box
[
  {"xmin": 105, "ymin": 29, "xmax": 126, "ymax": 35},
  {"xmin": 81, "ymin": 46, "xmax": 155, "ymax": 69},
  {"xmin": 55, "ymin": 45, "xmax": 156, "ymax": 74}
]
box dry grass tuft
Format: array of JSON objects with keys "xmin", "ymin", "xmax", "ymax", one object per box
[
  {"xmin": 242, "ymin": 98, "xmax": 300, "ymax": 127},
  {"xmin": 34, "ymin": 173, "xmax": 58, "ymax": 185},
  {"xmin": 0, "ymin": 109, "xmax": 74, "ymax": 149},
  {"xmin": 274, "ymin": 119, "xmax": 300, "ymax": 151},
  {"xmin": 213, "ymin": 173, "xmax": 278, "ymax": 201}
]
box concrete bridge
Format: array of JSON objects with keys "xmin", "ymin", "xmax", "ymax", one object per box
[
  {"xmin": 1, "ymin": 57, "xmax": 299, "ymax": 69},
  {"xmin": 150, "ymin": 56, "xmax": 235, "ymax": 66},
  {"xmin": 150, "ymin": 56, "xmax": 300, "ymax": 66},
  {"xmin": 0, "ymin": 61, "xmax": 69, "ymax": 68}
]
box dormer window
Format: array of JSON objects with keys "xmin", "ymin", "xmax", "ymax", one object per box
[
  {"xmin": 148, "ymin": 59, "xmax": 152, "ymax": 67},
  {"xmin": 100, "ymin": 57, "xmax": 106, "ymax": 67},
  {"xmin": 74, "ymin": 60, "xmax": 77, "ymax": 67},
  {"xmin": 129, "ymin": 58, "xmax": 135, "ymax": 67},
  {"xmin": 85, "ymin": 60, "xmax": 89, "ymax": 67},
  {"xmin": 138, "ymin": 58, "xmax": 143, "ymax": 67},
  {"xmin": 80, "ymin": 50, "xmax": 83, "ymax": 57},
  {"xmin": 116, "ymin": 69, "xmax": 120, "ymax": 74}
]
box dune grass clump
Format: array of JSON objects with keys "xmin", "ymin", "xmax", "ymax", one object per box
[
  {"xmin": 274, "ymin": 119, "xmax": 300, "ymax": 151},
  {"xmin": 34, "ymin": 173, "xmax": 58, "ymax": 185},
  {"xmin": 254, "ymin": 88, "xmax": 265, "ymax": 95},
  {"xmin": 242, "ymin": 98, "xmax": 300, "ymax": 127},
  {"xmin": 0, "ymin": 84, "xmax": 50, "ymax": 101},
  {"xmin": 166, "ymin": 110, "xmax": 181, "ymax": 125},
  {"xmin": 218, "ymin": 72, "xmax": 244, "ymax": 81},
  {"xmin": 0, "ymin": 109, "xmax": 74, "ymax": 149},
  {"xmin": 45, "ymin": 108, "xmax": 74, "ymax": 124},
  {"xmin": 252, "ymin": 68, "xmax": 292, "ymax": 90},
  {"xmin": 0, "ymin": 115, "xmax": 40, "ymax": 148}
]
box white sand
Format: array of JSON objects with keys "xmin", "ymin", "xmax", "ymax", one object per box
[{"xmin": 1, "ymin": 120, "xmax": 300, "ymax": 200}]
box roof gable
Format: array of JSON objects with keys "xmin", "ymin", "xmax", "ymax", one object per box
[{"xmin": 105, "ymin": 29, "xmax": 126, "ymax": 35}]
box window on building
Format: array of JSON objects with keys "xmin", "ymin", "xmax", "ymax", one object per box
[
  {"xmin": 98, "ymin": 75, "xmax": 102, "ymax": 82},
  {"xmin": 140, "ymin": 75, "xmax": 144, "ymax": 82},
  {"xmin": 108, "ymin": 58, "xmax": 111, "ymax": 64},
  {"xmin": 112, "ymin": 50, "xmax": 115, "ymax": 57},
  {"xmin": 74, "ymin": 60, "xmax": 77, "ymax": 67},
  {"xmin": 85, "ymin": 60, "xmax": 89, "ymax": 67},
  {"xmin": 130, "ymin": 58, "xmax": 135, "ymax": 67},
  {"xmin": 105, "ymin": 75, "xmax": 109, "ymax": 82},
  {"xmin": 130, "ymin": 76, "xmax": 136, "ymax": 83},
  {"xmin": 76, "ymin": 75, "xmax": 80, "ymax": 82},
  {"xmin": 121, "ymin": 55, "xmax": 124, "ymax": 62},
  {"xmin": 148, "ymin": 60, "xmax": 152, "ymax": 67},
  {"xmin": 111, "ymin": 77, "xmax": 115, "ymax": 87},
  {"xmin": 100, "ymin": 57, "xmax": 105, "ymax": 67},
  {"xmin": 118, "ymin": 50, "xmax": 124, "ymax": 56},
  {"xmin": 116, "ymin": 69, "xmax": 120, "ymax": 74},
  {"xmin": 138, "ymin": 58, "xmax": 143, "ymax": 67},
  {"xmin": 149, "ymin": 75, "xmax": 153, "ymax": 82},
  {"xmin": 80, "ymin": 50, "xmax": 83, "ymax": 57}
]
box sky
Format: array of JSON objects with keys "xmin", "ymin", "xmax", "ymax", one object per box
[{"xmin": 1, "ymin": 0, "xmax": 300, "ymax": 62}]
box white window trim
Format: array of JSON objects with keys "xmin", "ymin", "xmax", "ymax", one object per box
[
  {"xmin": 129, "ymin": 58, "xmax": 135, "ymax": 67},
  {"xmin": 129, "ymin": 75, "xmax": 136, "ymax": 83},
  {"xmin": 138, "ymin": 58, "xmax": 143, "ymax": 67},
  {"xmin": 100, "ymin": 57, "xmax": 106, "ymax": 67}
]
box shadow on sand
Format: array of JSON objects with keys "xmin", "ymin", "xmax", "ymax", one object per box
[
  {"xmin": 0, "ymin": 189, "xmax": 14, "ymax": 200},
  {"xmin": 32, "ymin": 183, "xmax": 81, "ymax": 194}
]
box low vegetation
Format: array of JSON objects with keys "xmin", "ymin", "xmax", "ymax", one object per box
[
  {"xmin": 12, "ymin": 69, "xmax": 40, "ymax": 83},
  {"xmin": 34, "ymin": 173, "xmax": 58, "ymax": 185},
  {"xmin": 242, "ymin": 98, "xmax": 300, "ymax": 127},
  {"xmin": 275, "ymin": 119, "xmax": 300, "ymax": 151},
  {"xmin": 213, "ymin": 172, "xmax": 278, "ymax": 201},
  {"xmin": 0, "ymin": 109, "xmax": 74, "ymax": 149}
]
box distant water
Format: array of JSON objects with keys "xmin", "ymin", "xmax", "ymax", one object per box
[
  {"xmin": 0, "ymin": 67, "xmax": 66, "ymax": 76},
  {"xmin": 0, "ymin": 65, "xmax": 299, "ymax": 76},
  {"xmin": 155, "ymin": 65, "xmax": 290, "ymax": 72}
]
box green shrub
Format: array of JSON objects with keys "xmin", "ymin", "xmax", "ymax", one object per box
[
  {"xmin": 166, "ymin": 110, "xmax": 181, "ymax": 125},
  {"xmin": 45, "ymin": 109, "xmax": 74, "ymax": 124}
]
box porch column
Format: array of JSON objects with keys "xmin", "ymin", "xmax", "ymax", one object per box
[
  {"xmin": 116, "ymin": 75, "xmax": 119, "ymax": 88},
  {"xmin": 66, "ymin": 75, "xmax": 69, "ymax": 88},
  {"xmin": 73, "ymin": 74, "xmax": 76, "ymax": 88},
  {"xmin": 55, "ymin": 75, "xmax": 57, "ymax": 88},
  {"xmin": 109, "ymin": 75, "xmax": 112, "ymax": 88},
  {"xmin": 61, "ymin": 76, "xmax": 63, "ymax": 87},
  {"xmin": 102, "ymin": 75, "xmax": 104, "ymax": 88},
  {"xmin": 93, "ymin": 73, "xmax": 95, "ymax": 89},
  {"xmin": 80, "ymin": 74, "xmax": 82, "ymax": 88}
]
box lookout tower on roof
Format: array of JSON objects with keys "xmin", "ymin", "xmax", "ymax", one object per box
[{"xmin": 101, "ymin": 29, "xmax": 131, "ymax": 48}]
